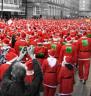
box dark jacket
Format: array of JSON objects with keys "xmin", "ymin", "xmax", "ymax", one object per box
[{"xmin": 0, "ymin": 59, "xmax": 43, "ymax": 96}]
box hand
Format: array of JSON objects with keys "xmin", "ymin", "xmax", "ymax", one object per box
[
  {"xmin": 2, "ymin": 47, "xmax": 10, "ymax": 55},
  {"xmin": 17, "ymin": 47, "xmax": 27, "ymax": 61},
  {"xmin": 27, "ymin": 45, "xmax": 35, "ymax": 59},
  {"xmin": 20, "ymin": 47, "xmax": 27, "ymax": 55}
]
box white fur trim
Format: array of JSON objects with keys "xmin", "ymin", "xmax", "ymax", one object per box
[
  {"xmin": 53, "ymin": 38, "xmax": 59, "ymax": 41},
  {"xmin": 82, "ymin": 36, "xmax": 87, "ymax": 38},
  {"xmin": 6, "ymin": 62, "xmax": 12, "ymax": 65},
  {"xmin": 62, "ymin": 56, "xmax": 68, "ymax": 67},
  {"xmin": 47, "ymin": 57, "xmax": 57, "ymax": 67},
  {"xmin": 26, "ymin": 70, "xmax": 34, "ymax": 75},
  {"xmin": 73, "ymin": 40, "xmax": 78, "ymax": 42},
  {"xmin": 43, "ymin": 42, "xmax": 50, "ymax": 44},
  {"xmin": 58, "ymin": 93, "xmax": 72, "ymax": 95},
  {"xmin": 1, "ymin": 46, "xmax": 10, "ymax": 50},
  {"xmin": 78, "ymin": 58, "xmax": 90, "ymax": 60},
  {"xmin": 6, "ymin": 56, "xmax": 18, "ymax": 65},
  {"xmin": 65, "ymin": 43, "xmax": 71, "ymax": 45},
  {"xmin": 43, "ymin": 84, "xmax": 57, "ymax": 88},
  {"xmin": 62, "ymin": 61, "xmax": 66, "ymax": 67}
]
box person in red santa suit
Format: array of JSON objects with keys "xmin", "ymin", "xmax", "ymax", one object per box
[
  {"xmin": 14, "ymin": 32, "xmax": 28, "ymax": 55},
  {"xmin": 51, "ymin": 36, "xmax": 62, "ymax": 59},
  {"xmin": 42, "ymin": 49, "xmax": 60, "ymax": 96},
  {"xmin": 0, "ymin": 38, "xmax": 17, "ymax": 64},
  {"xmin": 34, "ymin": 42, "xmax": 48, "ymax": 66},
  {"xmin": 59, "ymin": 37, "xmax": 77, "ymax": 66},
  {"xmin": 1, "ymin": 38, "xmax": 16, "ymax": 54},
  {"xmin": 58, "ymin": 56, "xmax": 75, "ymax": 96},
  {"xmin": 77, "ymin": 33, "xmax": 91, "ymax": 84},
  {"xmin": 86, "ymin": 29, "xmax": 91, "ymax": 38},
  {"xmin": 0, "ymin": 52, "xmax": 18, "ymax": 82},
  {"xmin": 62, "ymin": 26, "xmax": 69, "ymax": 39},
  {"xmin": 0, "ymin": 47, "xmax": 27, "ymax": 82},
  {"xmin": 14, "ymin": 32, "xmax": 30, "ymax": 63},
  {"xmin": 24, "ymin": 59, "xmax": 34, "ymax": 84}
]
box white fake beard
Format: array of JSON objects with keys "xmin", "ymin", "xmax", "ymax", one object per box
[{"xmin": 47, "ymin": 56, "xmax": 57, "ymax": 67}]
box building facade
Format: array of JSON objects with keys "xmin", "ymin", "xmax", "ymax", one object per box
[
  {"xmin": 23, "ymin": 0, "xmax": 79, "ymax": 19},
  {"xmin": 79, "ymin": 0, "xmax": 91, "ymax": 17},
  {"xmin": 0, "ymin": 0, "xmax": 23, "ymax": 19}
]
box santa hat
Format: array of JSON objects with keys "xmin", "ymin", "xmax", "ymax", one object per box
[
  {"xmin": 75, "ymin": 36, "xmax": 79, "ymax": 40},
  {"xmin": 25, "ymin": 60, "xmax": 33, "ymax": 70},
  {"xmin": 30, "ymin": 41, "xmax": 37, "ymax": 46},
  {"xmin": 5, "ymin": 52, "xmax": 17, "ymax": 61},
  {"xmin": 70, "ymin": 30, "xmax": 76, "ymax": 36},
  {"xmin": 86, "ymin": 30, "xmax": 91, "ymax": 34},
  {"xmin": 65, "ymin": 56, "xmax": 73, "ymax": 64},
  {"xmin": 48, "ymin": 49, "xmax": 56, "ymax": 57},
  {"xmin": 3, "ymin": 38, "xmax": 10, "ymax": 45},
  {"xmin": 65, "ymin": 37, "xmax": 72, "ymax": 43},
  {"xmin": 62, "ymin": 56, "xmax": 73, "ymax": 66},
  {"xmin": 21, "ymin": 32, "xmax": 26, "ymax": 39},
  {"xmin": 53, "ymin": 36, "xmax": 59, "ymax": 42},
  {"xmin": 25, "ymin": 59, "xmax": 34, "ymax": 76}
]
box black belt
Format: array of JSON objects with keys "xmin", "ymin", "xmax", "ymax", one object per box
[
  {"xmin": 80, "ymin": 51, "xmax": 90, "ymax": 52},
  {"xmin": 63, "ymin": 76, "xmax": 72, "ymax": 79}
]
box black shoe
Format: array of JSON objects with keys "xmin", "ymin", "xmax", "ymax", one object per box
[
  {"xmin": 80, "ymin": 79, "xmax": 83, "ymax": 82},
  {"xmin": 83, "ymin": 80, "xmax": 86, "ymax": 84}
]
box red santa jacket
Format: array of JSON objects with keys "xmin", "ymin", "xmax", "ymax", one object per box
[
  {"xmin": 34, "ymin": 45, "xmax": 48, "ymax": 58},
  {"xmin": 51, "ymin": 42, "xmax": 62, "ymax": 59},
  {"xmin": 58, "ymin": 66, "xmax": 74, "ymax": 95},
  {"xmin": 34, "ymin": 45, "xmax": 48, "ymax": 65},
  {"xmin": 0, "ymin": 64, "xmax": 10, "ymax": 81},
  {"xmin": 24, "ymin": 59, "xmax": 35, "ymax": 84},
  {"xmin": 24, "ymin": 73, "xmax": 34, "ymax": 84},
  {"xmin": 59, "ymin": 43, "xmax": 77, "ymax": 65},
  {"xmin": 42, "ymin": 56, "xmax": 60, "ymax": 88},
  {"xmin": 77, "ymin": 36, "xmax": 91, "ymax": 59}
]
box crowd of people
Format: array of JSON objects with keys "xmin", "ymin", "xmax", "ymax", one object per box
[{"xmin": 0, "ymin": 18, "xmax": 91, "ymax": 96}]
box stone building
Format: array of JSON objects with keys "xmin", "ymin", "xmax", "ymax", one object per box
[
  {"xmin": 0, "ymin": 0, "xmax": 23, "ymax": 18},
  {"xmin": 79, "ymin": 0, "xmax": 91, "ymax": 17},
  {"xmin": 22, "ymin": 0, "xmax": 79, "ymax": 19}
]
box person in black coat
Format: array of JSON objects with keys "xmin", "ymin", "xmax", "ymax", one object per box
[{"xmin": 0, "ymin": 46, "xmax": 43, "ymax": 96}]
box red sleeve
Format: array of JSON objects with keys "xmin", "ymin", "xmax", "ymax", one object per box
[
  {"xmin": 0, "ymin": 64, "xmax": 10, "ymax": 80},
  {"xmin": 59, "ymin": 46, "xmax": 64, "ymax": 64},
  {"xmin": 57, "ymin": 68, "xmax": 64, "ymax": 84},
  {"xmin": 56, "ymin": 61, "xmax": 61, "ymax": 75}
]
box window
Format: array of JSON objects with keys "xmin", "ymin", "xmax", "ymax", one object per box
[
  {"xmin": 36, "ymin": 6, "xmax": 41, "ymax": 15},
  {"xmin": 9, "ymin": 0, "xmax": 14, "ymax": 4},
  {"xmin": 19, "ymin": 0, "xmax": 22, "ymax": 6},
  {"xmin": 18, "ymin": 11, "xmax": 25, "ymax": 15},
  {"xmin": 4, "ymin": 0, "xmax": 9, "ymax": 3},
  {"xmin": 14, "ymin": 0, "xmax": 18, "ymax": 4}
]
